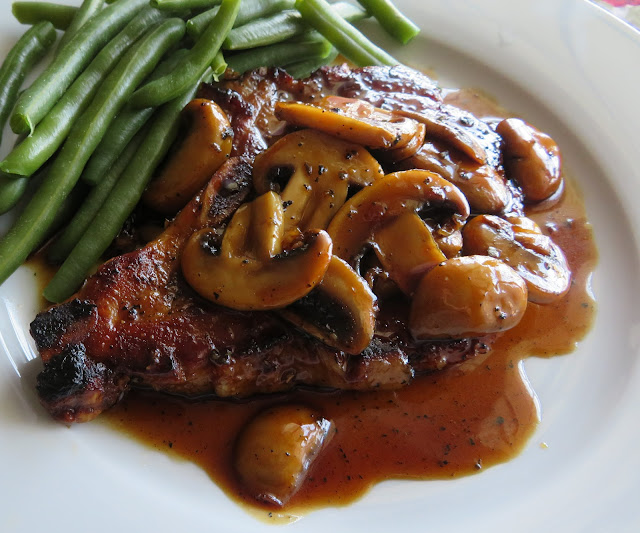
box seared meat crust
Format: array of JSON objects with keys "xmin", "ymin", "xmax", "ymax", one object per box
[{"xmin": 33, "ymin": 66, "xmax": 487, "ymax": 424}]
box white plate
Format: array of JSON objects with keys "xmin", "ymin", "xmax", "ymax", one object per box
[{"xmin": 1, "ymin": 1, "xmax": 639, "ymax": 532}]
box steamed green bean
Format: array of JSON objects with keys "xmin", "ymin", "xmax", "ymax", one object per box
[
  {"xmin": 48, "ymin": 130, "xmax": 145, "ymax": 263},
  {"xmin": 151, "ymin": 0, "xmax": 221, "ymax": 9},
  {"xmin": 186, "ymin": 0, "xmax": 293, "ymax": 41},
  {"xmin": 295, "ymin": 0, "xmax": 397, "ymax": 66},
  {"xmin": 130, "ymin": 0, "xmax": 239, "ymax": 108},
  {"xmin": 56, "ymin": 0, "xmax": 105, "ymax": 52},
  {"xmin": 284, "ymin": 44, "xmax": 338, "ymax": 78},
  {"xmin": 0, "ymin": 174, "xmax": 29, "ymax": 215},
  {"xmin": 227, "ymin": 34, "xmax": 332, "ymax": 73},
  {"xmin": 10, "ymin": 0, "xmax": 148, "ymax": 135},
  {"xmin": 1, "ymin": 7, "xmax": 166, "ymax": 178},
  {"xmin": 356, "ymin": 0, "xmax": 419, "ymax": 44},
  {"xmin": 0, "ymin": 22, "xmax": 57, "ymax": 146},
  {"xmin": 12, "ymin": 2, "xmax": 78, "ymax": 29},
  {"xmin": 0, "ymin": 18, "xmax": 185, "ymax": 287},
  {"xmin": 223, "ymin": 2, "xmax": 367, "ymax": 50},
  {"xmin": 80, "ymin": 47, "xmax": 190, "ymax": 186}
]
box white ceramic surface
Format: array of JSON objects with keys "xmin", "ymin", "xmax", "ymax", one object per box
[{"xmin": 1, "ymin": 1, "xmax": 639, "ymax": 532}]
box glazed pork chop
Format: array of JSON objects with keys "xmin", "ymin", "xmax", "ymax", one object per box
[{"xmin": 31, "ymin": 65, "xmax": 510, "ymax": 423}]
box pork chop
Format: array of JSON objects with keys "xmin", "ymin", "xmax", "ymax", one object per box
[{"xmin": 32, "ymin": 66, "xmax": 492, "ymax": 424}]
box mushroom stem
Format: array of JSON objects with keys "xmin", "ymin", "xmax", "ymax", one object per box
[{"xmin": 181, "ymin": 192, "xmax": 333, "ymax": 311}]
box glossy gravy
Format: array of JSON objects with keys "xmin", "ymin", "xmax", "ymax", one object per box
[{"xmin": 103, "ymin": 89, "xmax": 597, "ymax": 519}]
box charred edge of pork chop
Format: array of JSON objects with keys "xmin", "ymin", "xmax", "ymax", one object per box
[
  {"xmin": 36, "ymin": 344, "xmax": 129, "ymax": 424},
  {"xmin": 30, "ymin": 299, "xmax": 96, "ymax": 350}
]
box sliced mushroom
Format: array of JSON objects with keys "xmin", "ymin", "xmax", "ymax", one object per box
[
  {"xmin": 234, "ymin": 405, "xmax": 334, "ymax": 507},
  {"xmin": 462, "ymin": 214, "xmax": 571, "ymax": 304},
  {"xmin": 275, "ymin": 96, "xmax": 424, "ymax": 151},
  {"xmin": 253, "ymin": 129, "xmax": 384, "ymax": 232},
  {"xmin": 280, "ymin": 256, "xmax": 377, "ymax": 354},
  {"xmin": 374, "ymin": 122, "xmax": 426, "ymax": 163},
  {"xmin": 400, "ymin": 141, "xmax": 512, "ymax": 214},
  {"xmin": 496, "ymin": 118, "xmax": 562, "ymax": 203},
  {"xmin": 371, "ymin": 211, "xmax": 446, "ymax": 295},
  {"xmin": 396, "ymin": 105, "xmax": 490, "ymax": 165},
  {"xmin": 144, "ymin": 99, "xmax": 233, "ymax": 214},
  {"xmin": 327, "ymin": 169, "xmax": 470, "ymax": 265},
  {"xmin": 409, "ymin": 255, "xmax": 528, "ymax": 340},
  {"xmin": 181, "ymin": 191, "xmax": 332, "ymax": 310}
]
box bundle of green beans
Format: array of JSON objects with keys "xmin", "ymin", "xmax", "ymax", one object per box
[{"xmin": 0, "ymin": 0, "xmax": 419, "ymax": 302}]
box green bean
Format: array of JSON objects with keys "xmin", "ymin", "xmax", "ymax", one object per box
[
  {"xmin": 12, "ymin": 2, "xmax": 78, "ymax": 30},
  {"xmin": 80, "ymin": 107, "xmax": 154, "ymax": 186},
  {"xmin": 186, "ymin": 0, "xmax": 293, "ymax": 41},
  {"xmin": 0, "ymin": 174, "xmax": 30, "ymax": 215},
  {"xmin": 47, "ymin": 180, "xmax": 89, "ymax": 242},
  {"xmin": 0, "ymin": 22, "xmax": 56, "ymax": 146},
  {"xmin": 10, "ymin": 0, "xmax": 148, "ymax": 135},
  {"xmin": 284, "ymin": 44, "xmax": 338, "ymax": 78},
  {"xmin": 227, "ymin": 34, "xmax": 332, "ymax": 74},
  {"xmin": 57, "ymin": 0, "xmax": 105, "ymax": 53},
  {"xmin": 223, "ymin": 2, "xmax": 367, "ymax": 50},
  {"xmin": 48, "ymin": 129, "xmax": 145, "ymax": 263},
  {"xmin": 0, "ymin": 7, "xmax": 166, "ymax": 178},
  {"xmin": 0, "ymin": 19, "xmax": 185, "ymax": 288},
  {"xmin": 43, "ymin": 68, "xmax": 213, "ymax": 302},
  {"xmin": 130, "ymin": 0, "xmax": 239, "ymax": 109},
  {"xmin": 151, "ymin": 0, "xmax": 221, "ymax": 9},
  {"xmin": 211, "ymin": 50, "xmax": 227, "ymax": 80},
  {"xmin": 356, "ymin": 0, "xmax": 419, "ymax": 44},
  {"xmin": 80, "ymin": 47, "xmax": 190, "ymax": 186},
  {"xmin": 295, "ymin": 0, "xmax": 397, "ymax": 67}
]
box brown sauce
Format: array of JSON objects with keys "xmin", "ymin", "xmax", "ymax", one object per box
[{"xmin": 103, "ymin": 173, "xmax": 596, "ymax": 520}]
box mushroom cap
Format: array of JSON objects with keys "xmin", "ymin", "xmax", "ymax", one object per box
[
  {"xmin": 462, "ymin": 214, "xmax": 571, "ymax": 304},
  {"xmin": 181, "ymin": 192, "xmax": 333, "ymax": 311},
  {"xmin": 409, "ymin": 255, "xmax": 529, "ymax": 340},
  {"xmin": 253, "ymin": 129, "xmax": 384, "ymax": 233},
  {"xmin": 234, "ymin": 404, "xmax": 334, "ymax": 507},
  {"xmin": 401, "ymin": 141, "xmax": 511, "ymax": 215},
  {"xmin": 144, "ymin": 98, "xmax": 233, "ymax": 214},
  {"xmin": 496, "ymin": 118, "xmax": 562, "ymax": 204},
  {"xmin": 327, "ymin": 169, "xmax": 470, "ymax": 264}
]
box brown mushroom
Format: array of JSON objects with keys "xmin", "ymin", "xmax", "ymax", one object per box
[
  {"xmin": 327, "ymin": 169, "xmax": 470, "ymax": 265},
  {"xmin": 181, "ymin": 191, "xmax": 332, "ymax": 310},
  {"xmin": 144, "ymin": 98, "xmax": 233, "ymax": 214},
  {"xmin": 253, "ymin": 129, "xmax": 384, "ymax": 232},
  {"xmin": 371, "ymin": 211, "xmax": 446, "ymax": 295},
  {"xmin": 462, "ymin": 214, "xmax": 571, "ymax": 304},
  {"xmin": 399, "ymin": 141, "xmax": 512, "ymax": 214},
  {"xmin": 234, "ymin": 404, "xmax": 334, "ymax": 507},
  {"xmin": 496, "ymin": 118, "xmax": 562, "ymax": 203},
  {"xmin": 396, "ymin": 105, "xmax": 490, "ymax": 165},
  {"xmin": 376, "ymin": 122, "xmax": 427, "ymax": 163},
  {"xmin": 275, "ymin": 96, "xmax": 424, "ymax": 152},
  {"xmin": 280, "ymin": 256, "xmax": 377, "ymax": 354},
  {"xmin": 409, "ymin": 255, "xmax": 528, "ymax": 340}
]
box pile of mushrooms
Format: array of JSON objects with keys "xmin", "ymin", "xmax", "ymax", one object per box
[
  {"xmin": 179, "ymin": 95, "xmax": 571, "ymax": 354},
  {"xmin": 162, "ymin": 93, "xmax": 573, "ymax": 507}
]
